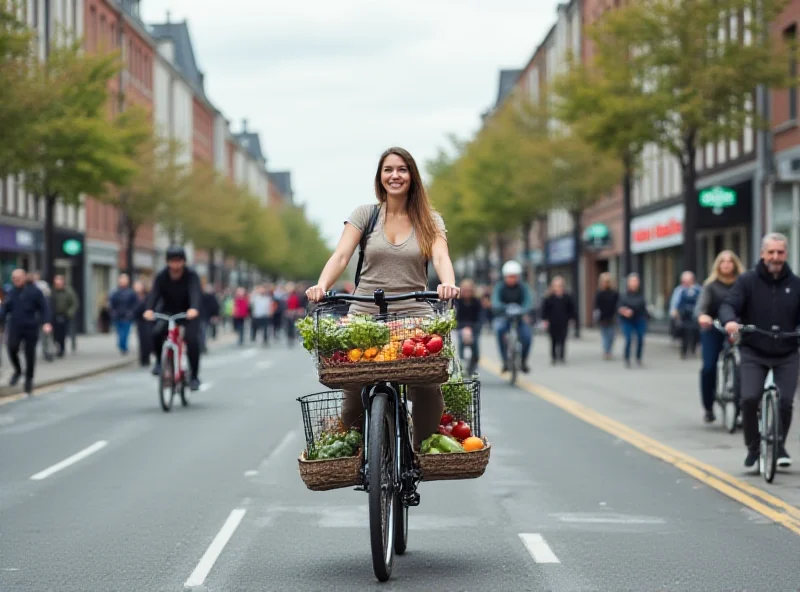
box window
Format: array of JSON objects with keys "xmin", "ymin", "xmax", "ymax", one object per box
[{"xmin": 786, "ymin": 25, "xmax": 797, "ymax": 120}]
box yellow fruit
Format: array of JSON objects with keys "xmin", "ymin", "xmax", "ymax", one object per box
[
  {"xmin": 363, "ymin": 347, "xmax": 379, "ymax": 359},
  {"xmin": 374, "ymin": 353, "xmax": 385, "ymax": 362},
  {"xmin": 462, "ymin": 437, "xmax": 484, "ymax": 452},
  {"xmin": 348, "ymin": 349, "xmax": 363, "ymax": 362}
]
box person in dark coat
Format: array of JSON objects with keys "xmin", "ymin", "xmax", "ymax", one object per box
[
  {"xmin": 109, "ymin": 273, "xmax": 138, "ymax": 355},
  {"xmin": 0, "ymin": 269, "xmax": 52, "ymax": 393},
  {"xmin": 132, "ymin": 280, "xmax": 151, "ymax": 367},
  {"xmin": 593, "ymin": 272, "xmax": 619, "ymax": 360},
  {"xmin": 200, "ymin": 279, "xmax": 220, "ymax": 354},
  {"xmin": 617, "ymin": 273, "xmax": 649, "ymax": 367},
  {"xmin": 540, "ymin": 276, "xmax": 576, "ymax": 365}
]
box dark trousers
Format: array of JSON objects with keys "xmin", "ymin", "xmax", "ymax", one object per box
[
  {"xmin": 680, "ymin": 320, "xmax": 699, "ymax": 357},
  {"xmin": 621, "ymin": 317, "xmax": 646, "ymax": 361},
  {"xmin": 8, "ymin": 328, "xmax": 38, "ymax": 381},
  {"xmin": 153, "ymin": 317, "xmax": 201, "ymax": 379},
  {"xmin": 250, "ymin": 317, "xmax": 269, "ymax": 343},
  {"xmin": 233, "ymin": 318, "xmax": 246, "ymax": 345},
  {"xmin": 699, "ymin": 329, "xmax": 725, "ymax": 412},
  {"xmin": 53, "ymin": 316, "xmax": 69, "ymax": 355},
  {"xmin": 739, "ymin": 348, "xmax": 799, "ymax": 453},
  {"xmin": 136, "ymin": 320, "xmax": 151, "ymax": 366},
  {"xmin": 549, "ymin": 326, "xmax": 568, "ymax": 362}
]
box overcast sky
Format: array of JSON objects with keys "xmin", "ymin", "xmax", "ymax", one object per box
[{"xmin": 140, "ymin": 0, "xmax": 562, "ymax": 246}]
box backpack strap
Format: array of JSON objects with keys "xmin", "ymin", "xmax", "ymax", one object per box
[{"xmin": 354, "ymin": 204, "xmax": 381, "ymax": 288}]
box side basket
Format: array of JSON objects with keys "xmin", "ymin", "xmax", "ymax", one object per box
[
  {"xmin": 298, "ymin": 449, "xmax": 363, "ymax": 491},
  {"xmin": 417, "ymin": 439, "xmax": 491, "ymax": 482}
]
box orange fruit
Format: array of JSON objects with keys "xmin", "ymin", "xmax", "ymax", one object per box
[{"xmin": 462, "ymin": 437, "xmax": 484, "ymax": 452}]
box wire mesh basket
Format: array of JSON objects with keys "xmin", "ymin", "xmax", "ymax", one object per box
[
  {"xmin": 296, "ymin": 304, "xmax": 456, "ymax": 388},
  {"xmin": 296, "ymin": 390, "xmax": 364, "ymax": 491},
  {"xmin": 441, "ymin": 378, "xmax": 482, "ymax": 438}
]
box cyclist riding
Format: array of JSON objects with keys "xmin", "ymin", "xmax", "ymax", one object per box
[
  {"xmin": 718, "ymin": 232, "xmax": 800, "ymax": 471},
  {"xmin": 143, "ymin": 245, "xmax": 203, "ymax": 391},
  {"xmin": 492, "ymin": 260, "xmax": 534, "ymax": 373}
]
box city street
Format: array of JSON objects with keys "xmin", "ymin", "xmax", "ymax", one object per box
[{"xmin": 2, "ymin": 335, "xmax": 800, "ymax": 591}]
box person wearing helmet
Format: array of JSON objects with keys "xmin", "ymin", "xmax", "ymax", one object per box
[
  {"xmin": 492, "ymin": 260, "xmax": 534, "ymax": 373},
  {"xmin": 143, "ymin": 245, "xmax": 203, "ymax": 390}
]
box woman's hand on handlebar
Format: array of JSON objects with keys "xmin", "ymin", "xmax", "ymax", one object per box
[
  {"xmin": 437, "ymin": 283, "xmax": 460, "ymax": 300},
  {"xmin": 697, "ymin": 314, "xmax": 713, "ymax": 329},
  {"xmin": 305, "ymin": 285, "xmax": 327, "ymax": 303},
  {"xmin": 724, "ymin": 321, "xmax": 740, "ymax": 336},
  {"xmin": 143, "ymin": 310, "xmax": 154, "ymax": 321}
]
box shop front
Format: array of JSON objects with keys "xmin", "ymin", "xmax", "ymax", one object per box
[
  {"xmin": 544, "ymin": 235, "xmax": 576, "ymax": 291},
  {"xmin": 694, "ymin": 180, "xmax": 753, "ymax": 277},
  {"xmin": 85, "ymin": 239, "xmax": 120, "ymax": 334},
  {"xmin": 772, "ymin": 152, "xmax": 800, "ymax": 272},
  {"xmin": 133, "ymin": 249, "xmax": 156, "ymax": 286},
  {"xmin": 0, "ymin": 225, "xmax": 42, "ymax": 285},
  {"xmin": 631, "ymin": 202, "xmax": 684, "ymax": 321},
  {"xmin": 53, "ymin": 229, "xmax": 86, "ymax": 333}
]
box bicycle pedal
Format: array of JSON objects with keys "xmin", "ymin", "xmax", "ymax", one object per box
[{"xmin": 404, "ymin": 493, "xmax": 420, "ymax": 507}]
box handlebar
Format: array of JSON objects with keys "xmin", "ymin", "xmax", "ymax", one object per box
[
  {"xmin": 319, "ymin": 289, "xmax": 443, "ymax": 315},
  {"xmin": 713, "ymin": 319, "xmax": 800, "ymax": 339},
  {"xmin": 151, "ymin": 312, "xmax": 188, "ymax": 324}
]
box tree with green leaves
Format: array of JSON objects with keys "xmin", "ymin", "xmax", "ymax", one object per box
[
  {"xmin": 560, "ymin": 0, "xmax": 794, "ymax": 274},
  {"xmin": 278, "ymin": 205, "xmax": 331, "ymax": 280},
  {"xmin": 554, "ymin": 9, "xmax": 662, "ymax": 276},
  {"xmin": 0, "ymin": 0, "xmax": 37, "ymax": 178},
  {"xmin": 14, "ymin": 42, "xmax": 139, "ymax": 282}
]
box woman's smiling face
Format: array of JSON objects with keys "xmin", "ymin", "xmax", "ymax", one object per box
[{"xmin": 381, "ymin": 153, "xmax": 411, "ymax": 199}]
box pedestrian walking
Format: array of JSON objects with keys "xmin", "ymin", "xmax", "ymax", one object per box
[
  {"xmin": 50, "ymin": 274, "xmax": 78, "ymax": 357},
  {"xmin": 540, "ymin": 276, "xmax": 576, "ymax": 365},
  {"xmin": 593, "ymin": 272, "xmax": 619, "ymax": 359},
  {"xmin": 200, "ymin": 279, "xmax": 221, "ymax": 353},
  {"xmin": 132, "ymin": 280, "xmax": 151, "ymax": 367},
  {"xmin": 248, "ymin": 284, "xmax": 271, "ymax": 345},
  {"xmin": 232, "ymin": 287, "xmax": 249, "ymax": 345},
  {"xmin": 0, "ymin": 269, "xmax": 52, "ymax": 394},
  {"xmin": 617, "ymin": 273, "xmax": 649, "ymax": 368},
  {"xmin": 670, "ymin": 271, "xmax": 702, "ymax": 359},
  {"xmin": 109, "ymin": 274, "xmax": 138, "ymax": 355}
]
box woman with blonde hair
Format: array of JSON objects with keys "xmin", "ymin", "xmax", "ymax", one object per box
[
  {"xmin": 593, "ymin": 272, "xmax": 619, "ymax": 359},
  {"xmin": 695, "ymin": 250, "xmax": 745, "ymax": 423}
]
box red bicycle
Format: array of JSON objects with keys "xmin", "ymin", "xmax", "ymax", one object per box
[{"xmin": 152, "ymin": 312, "xmax": 189, "ymax": 412}]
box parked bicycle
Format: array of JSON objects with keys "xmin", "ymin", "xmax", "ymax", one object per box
[
  {"xmin": 713, "ymin": 320, "xmax": 741, "ymax": 433},
  {"xmin": 151, "ymin": 312, "xmax": 189, "ymax": 412},
  {"xmin": 727, "ymin": 323, "xmax": 800, "ymax": 483}
]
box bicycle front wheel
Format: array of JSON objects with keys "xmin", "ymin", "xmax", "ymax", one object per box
[
  {"xmin": 761, "ymin": 389, "xmax": 780, "ymax": 483},
  {"xmin": 508, "ymin": 333, "xmax": 518, "ymax": 385},
  {"xmin": 721, "ymin": 356, "xmax": 739, "ymax": 434},
  {"xmin": 368, "ymin": 391, "xmax": 396, "ymax": 582},
  {"xmin": 159, "ymin": 350, "xmax": 175, "ymax": 412}
]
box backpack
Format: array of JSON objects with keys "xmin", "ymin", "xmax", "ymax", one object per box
[{"xmin": 353, "ymin": 204, "xmax": 430, "ymax": 289}]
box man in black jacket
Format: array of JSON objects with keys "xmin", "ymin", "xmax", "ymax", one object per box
[
  {"xmin": 719, "ymin": 233, "xmax": 800, "ymax": 471},
  {"xmin": 0, "ymin": 269, "xmax": 52, "ymax": 394},
  {"xmin": 143, "ymin": 246, "xmax": 203, "ymax": 390}
]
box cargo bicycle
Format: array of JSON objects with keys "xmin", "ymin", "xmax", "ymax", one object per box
[{"xmin": 297, "ymin": 289, "xmax": 489, "ymax": 583}]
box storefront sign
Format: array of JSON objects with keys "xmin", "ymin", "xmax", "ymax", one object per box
[
  {"xmin": 630, "ymin": 204, "xmax": 685, "ymax": 254},
  {"xmin": 62, "ymin": 238, "xmax": 82, "ymax": 256},
  {"xmin": 545, "ymin": 236, "xmax": 575, "ymax": 266},
  {"xmin": 698, "ymin": 186, "xmax": 737, "ymax": 214},
  {"xmin": 583, "ymin": 223, "xmax": 612, "ymax": 250},
  {"xmin": 0, "ymin": 226, "xmax": 40, "ymax": 253}
]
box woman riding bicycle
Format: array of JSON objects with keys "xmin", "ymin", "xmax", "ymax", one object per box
[
  {"xmin": 695, "ymin": 250, "xmax": 744, "ymax": 423},
  {"xmin": 305, "ymin": 147, "xmax": 460, "ymax": 449}
]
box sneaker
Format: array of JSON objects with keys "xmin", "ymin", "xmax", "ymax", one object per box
[
  {"xmin": 521, "ymin": 362, "xmax": 530, "ymax": 374},
  {"xmin": 189, "ymin": 378, "xmax": 201, "ymax": 391},
  {"xmin": 704, "ymin": 411, "xmax": 716, "ymax": 423},
  {"xmin": 501, "ymin": 362, "xmax": 509, "ymax": 373},
  {"xmin": 24, "ymin": 379, "xmax": 32, "ymax": 395},
  {"xmin": 744, "ymin": 450, "xmax": 760, "ymax": 472},
  {"xmin": 151, "ymin": 363, "xmax": 161, "ymax": 376},
  {"xmin": 777, "ymin": 445, "xmax": 792, "ymax": 468},
  {"xmin": 9, "ymin": 372, "xmax": 21, "ymax": 387}
]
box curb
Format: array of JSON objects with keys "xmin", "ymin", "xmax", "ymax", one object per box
[{"xmin": 0, "ymin": 331, "xmax": 239, "ymax": 401}]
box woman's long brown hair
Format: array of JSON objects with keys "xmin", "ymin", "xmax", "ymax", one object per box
[{"xmin": 373, "ymin": 147, "xmax": 439, "ymax": 258}]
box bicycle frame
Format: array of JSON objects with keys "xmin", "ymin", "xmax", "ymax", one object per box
[{"xmin": 152, "ymin": 312, "xmax": 188, "ymax": 382}]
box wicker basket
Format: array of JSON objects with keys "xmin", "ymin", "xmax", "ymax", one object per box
[
  {"xmin": 298, "ymin": 449, "xmax": 363, "ymax": 491},
  {"xmin": 318, "ymin": 356, "xmax": 450, "ymax": 388},
  {"xmin": 417, "ymin": 439, "xmax": 491, "ymax": 482}
]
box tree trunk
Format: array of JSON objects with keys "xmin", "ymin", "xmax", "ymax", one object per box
[
  {"xmin": 571, "ymin": 210, "xmax": 582, "ymax": 339},
  {"xmin": 622, "ymin": 155, "xmax": 634, "ymax": 278},
  {"xmin": 43, "ymin": 194, "xmax": 56, "ymax": 283},
  {"xmin": 125, "ymin": 220, "xmax": 137, "ymax": 277},
  {"xmin": 681, "ymin": 132, "xmax": 698, "ymax": 274},
  {"xmin": 209, "ymin": 249, "xmax": 217, "ymax": 284},
  {"xmin": 521, "ymin": 220, "xmax": 533, "ymax": 286}
]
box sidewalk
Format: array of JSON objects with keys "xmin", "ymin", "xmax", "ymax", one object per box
[
  {"xmin": 478, "ymin": 326, "xmax": 800, "ymax": 511},
  {"xmin": 0, "ymin": 327, "xmax": 237, "ymax": 399}
]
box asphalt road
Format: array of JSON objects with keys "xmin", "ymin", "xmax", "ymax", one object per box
[{"xmin": 2, "ymin": 339, "xmax": 800, "ymax": 592}]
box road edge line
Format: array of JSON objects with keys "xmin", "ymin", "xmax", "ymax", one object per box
[{"xmin": 480, "ymin": 359, "xmax": 800, "ymax": 536}]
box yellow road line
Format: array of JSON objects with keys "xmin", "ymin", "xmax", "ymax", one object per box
[{"xmin": 481, "ymin": 359, "xmax": 800, "ymax": 536}]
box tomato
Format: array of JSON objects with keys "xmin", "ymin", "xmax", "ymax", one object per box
[
  {"xmin": 414, "ymin": 342, "xmax": 427, "ymax": 357},
  {"xmin": 401, "ymin": 339, "xmax": 416, "ymax": 357},
  {"xmin": 438, "ymin": 424, "xmax": 454, "ymax": 436},
  {"xmin": 425, "ymin": 335, "xmax": 444, "ymax": 354},
  {"xmin": 441, "ymin": 413, "xmax": 454, "ymax": 425},
  {"xmin": 451, "ymin": 421, "xmax": 471, "ymax": 440}
]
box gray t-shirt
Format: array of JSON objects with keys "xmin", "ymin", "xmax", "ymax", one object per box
[{"xmin": 345, "ymin": 203, "xmax": 447, "ymax": 316}]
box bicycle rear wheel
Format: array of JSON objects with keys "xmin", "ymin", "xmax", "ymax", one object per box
[
  {"xmin": 159, "ymin": 350, "xmax": 175, "ymax": 412},
  {"xmin": 508, "ymin": 333, "xmax": 518, "ymax": 385},
  {"xmin": 368, "ymin": 391, "xmax": 396, "ymax": 582},
  {"xmin": 760, "ymin": 389, "xmax": 780, "ymax": 483}
]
